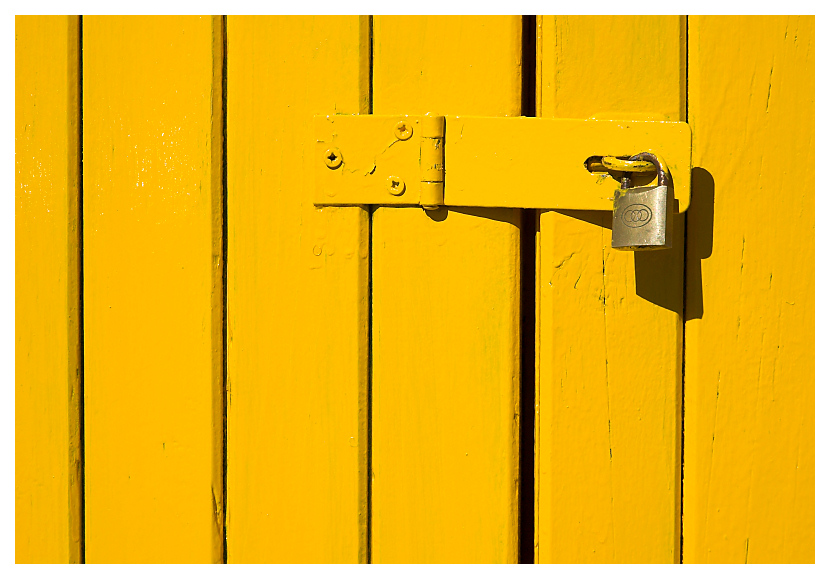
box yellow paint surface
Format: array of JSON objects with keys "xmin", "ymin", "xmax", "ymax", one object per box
[
  {"xmin": 15, "ymin": 15, "xmax": 82, "ymax": 563},
  {"xmin": 83, "ymin": 16, "xmax": 224, "ymax": 562},
  {"xmin": 16, "ymin": 14, "xmax": 814, "ymax": 564},
  {"xmin": 684, "ymin": 16, "xmax": 814, "ymax": 563},
  {"xmin": 226, "ymin": 16, "xmax": 369, "ymax": 563},
  {"xmin": 371, "ymin": 16, "xmax": 521, "ymax": 563},
  {"xmin": 536, "ymin": 16, "xmax": 685, "ymax": 563}
]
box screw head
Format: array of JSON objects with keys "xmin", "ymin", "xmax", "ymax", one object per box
[
  {"xmin": 324, "ymin": 147, "xmax": 343, "ymax": 169},
  {"xmin": 386, "ymin": 175, "xmax": 405, "ymax": 196},
  {"xmin": 394, "ymin": 121, "xmax": 413, "ymax": 141}
]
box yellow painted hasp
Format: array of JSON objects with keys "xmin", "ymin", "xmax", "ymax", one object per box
[{"xmin": 314, "ymin": 115, "xmax": 691, "ymax": 211}]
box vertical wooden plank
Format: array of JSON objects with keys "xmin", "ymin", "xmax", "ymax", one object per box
[
  {"xmin": 83, "ymin": 16, "xmax": 224, "ymax": 562},
  {"xmin": 372, "ymin": 16, "xmax": 522, "ymax": 563},
  {"xmin": 685, "ymin": 16, "xmax": 814, "ymax": 563},
  {"xmin": 536, "ymin": 16, "xmax": 685, "ymax": 562},
  {"xmin": 226, "ymin": 17, "xmax": 369, "ymax": 562},
  {"xmin": 15, "ymin": 15, "xmax": 82, "ymax": 563}
]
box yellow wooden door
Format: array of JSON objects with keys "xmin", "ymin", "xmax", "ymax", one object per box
[
  {"xmin": 684, "ymin": 16, "xmax": 814, "ymax": 563},
  {"xmin": 16, "ymin": 15, "xmax": 814, "ymax": 563},
  {"xmin": 536, "ymin": 16, "xmax": 686, "ymax": 562},
  {"xmin": 370, "ymin": 17, "xmax": 523, "ymax": 563},
  {"xmin": 226, "ymin": 16, "xmax": 370, "ymax": 562},
  {"xmin": 16, "ymin": 16, "xmax": 82, "ymax": 563},
  {"xmin": 82, "ymin": 17, "xmax": 225, "ymax": 562}
]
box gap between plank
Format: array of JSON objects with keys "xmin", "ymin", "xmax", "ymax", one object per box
[
  {"xmin": 364, "ymin": 14, "xmax": 374, "ymax": 565},
  {"xmin": 77, "ymin": 14, "xmax": 86, "ymax": 564},
  {"xmin": 518, "ymin": 13, "xmax": 537, "ymax": 565},
  {"xmin": 221, "ymin": 14, "xmax": 229, "ymax": 565},
  {"xmin": 679, "ymin": 13, "xmax": 689, "ymax": 566}
]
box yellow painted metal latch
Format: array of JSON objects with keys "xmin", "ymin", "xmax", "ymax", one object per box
[{"xmin": 314, "ymin": 114, "xmax": 692, "ymax": 212}]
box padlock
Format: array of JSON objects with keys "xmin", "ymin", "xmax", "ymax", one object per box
[{"xmin": 611, "ymin": 152, "xmax": 673, "ymax": 250}]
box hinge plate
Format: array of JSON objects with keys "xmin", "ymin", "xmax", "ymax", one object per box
[
  {"xmin": 314, "ymin": 115, "xmax": 692, "ymax": 212},
  {"xmin": 315, "ymin": 115, "xmax": 423, "ymax": 205}
]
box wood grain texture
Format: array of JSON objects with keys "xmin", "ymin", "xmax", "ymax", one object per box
[
  {"xmin": 226, "ymin": 16, "xmax": 369, "ymax": 563},
  {"xmin": 684, "ymin": 16, "xmax": 814, "ymax": 563},
  {"xmin": 371, "ymin": 16, "xmax": 522, "ymax": 563},
  {"xmin": 15, "ymin": 15, "xmax": 82, "ymax": 563},
  {"xmin": 536, "ymin": 15, "xmax": 685, "ymax": 563},
  {"xmin": 83, "ymin": 16, "xmax": 224, "ymax": 562}
]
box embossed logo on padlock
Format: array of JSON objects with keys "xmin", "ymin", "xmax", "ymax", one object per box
[{"xmin": 621, "ymin": 204, "xmax": 653, "ymax": 228}]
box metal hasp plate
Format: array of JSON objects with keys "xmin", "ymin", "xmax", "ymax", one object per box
[{"xmin": 314, "ymin": 114, "xmax": 692, "ymax": 212}]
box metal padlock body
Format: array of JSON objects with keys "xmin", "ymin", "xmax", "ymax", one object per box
[
  {"xmin": 610, "ymin": 151, "xmax": 673, "ymax": 250},
  {"xmin": 611, "ymin": 183, "xmax": 673, "ymax": 250}
]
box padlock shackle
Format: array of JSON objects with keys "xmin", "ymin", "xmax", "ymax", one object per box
[{"xmin": 629, "ymin": 152, "xmax": 668, "ymax": 187}]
